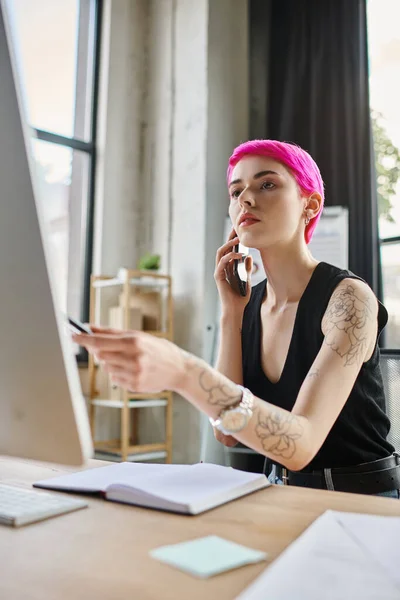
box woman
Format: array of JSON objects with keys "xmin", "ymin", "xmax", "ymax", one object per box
[{"xmin": 75, "ymin": 140, "xmax": 400, "ymax": 498}]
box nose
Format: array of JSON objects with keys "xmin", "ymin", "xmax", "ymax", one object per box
[{"xmin": 239, "ymin": 187, "xmax": 256, "ymax": 208}]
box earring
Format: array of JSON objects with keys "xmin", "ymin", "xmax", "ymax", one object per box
[{"xmin": 304, "ymin": 208, "xmax": 312, "ymax": 226}]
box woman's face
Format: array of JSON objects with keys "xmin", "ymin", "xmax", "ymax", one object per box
[{"xmin": 228, "ymin": 155, "xmax": 307, "ymax": 250}]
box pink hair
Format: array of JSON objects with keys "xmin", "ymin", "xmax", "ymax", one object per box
[{"xmin": 227, "ymin": 140, "xmax": 324, "ymax": 244}]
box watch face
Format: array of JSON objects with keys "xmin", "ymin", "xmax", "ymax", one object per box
[{"xmin": 221, "ymin": 408, "xmax": 247, "ymax": 433}]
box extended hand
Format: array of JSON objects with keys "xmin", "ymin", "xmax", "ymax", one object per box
[{"xmin": 73, "ymin": 326, "xmax": 188, "ymax": 394}]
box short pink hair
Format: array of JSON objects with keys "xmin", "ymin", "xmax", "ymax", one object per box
[{"xmin": 227, "ymin": 140, "xmax": 324, "ymax": 244}]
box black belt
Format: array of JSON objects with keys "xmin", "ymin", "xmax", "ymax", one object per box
[{"xmin": 274, "ymin": 453, "xmax": 400, "ymax": 495}]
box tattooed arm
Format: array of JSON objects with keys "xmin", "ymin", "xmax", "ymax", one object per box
[
  {"xmin": 174, "ymin": 278, "xmax": 378, "ymax": 470},
  {"xmin": 75, "ymin": 279, "xmax": 378, "ymax": 471},
  {"xmin": 278, "ymin": 278, "xmax": 378, "ymax": 465},
  {"xmin": 179, "ymin": 354, "xmax": 310, "ymax": 469}
]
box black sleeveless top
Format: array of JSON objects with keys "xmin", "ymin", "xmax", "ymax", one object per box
[{"xmin": 241, "ymin": 261, "xmax": 394, "ymax": 471}]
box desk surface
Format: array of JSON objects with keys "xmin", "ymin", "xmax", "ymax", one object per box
[{"xmin": 1, "ymin": 457, "xmax": 400, "ymax": 600}]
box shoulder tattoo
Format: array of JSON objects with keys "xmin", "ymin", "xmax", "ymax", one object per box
[{"xmin": 322, "ymin": 283, "xmax": 374, "ymax": 366}]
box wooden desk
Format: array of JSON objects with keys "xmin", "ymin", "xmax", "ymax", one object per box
[{"xmin": 1, "ymin": 457, "xmax": 399, "ymax": 600}]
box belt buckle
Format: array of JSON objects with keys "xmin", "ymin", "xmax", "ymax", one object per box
[{"xmin": 282, "ymin": 467, "xmax": 289, "ymax": 485}]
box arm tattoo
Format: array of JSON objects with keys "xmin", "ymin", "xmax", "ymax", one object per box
[
  {"xmin": 307, "ymin": 368, "xmax": 320, "ymax": 379},
  {"xmin": 255, "ymin": 408, "xmax": 304, "ymax": 459},
  {"xmin": 182, "ymin": 351, "xmax": 241, "ymax": 407},
  {"xmin": 198, "ymin": 372, "xmax": 241, "ymax": 407},
  {"xmin": 182, "ymin": 351, "xmax": 304, "ymax": 459},
  {"xmin": 322, "ymin": 284, "xmax": 372, "ymax": 367}
]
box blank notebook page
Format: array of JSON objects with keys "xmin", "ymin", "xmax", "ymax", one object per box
[
  {"xmin": 35, "ymin": 462, "xmax": 187, "ymax": 492},
  {"xmin": 110, "ymin": 463, "xmax": 266, "ymax": 503}
]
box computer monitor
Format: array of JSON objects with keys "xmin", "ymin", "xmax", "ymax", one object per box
[{"xmin": 0, "ymin": 2, "xmax": 93, "ymax": 465}]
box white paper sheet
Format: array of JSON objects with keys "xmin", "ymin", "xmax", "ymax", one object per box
[
  {"xmin": 332, "ymin": 510, "xmax": 400, "ymax": 589},
  {"xmin": 237, "ymin": 510, "xmax": 400, "ymax": 600}
]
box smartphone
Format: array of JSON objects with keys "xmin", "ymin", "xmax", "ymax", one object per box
[
  {"xmin": 231, "ymin": 243, "xmax": 249, "ymax": 297},
  {"xmin": 67, "ymin": 316, "xmax": 92, "ymax": 335}
]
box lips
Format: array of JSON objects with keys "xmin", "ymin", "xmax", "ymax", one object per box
[{"xmin": 238, "ymin": 213, "xmax": 260, "ymax": 228}]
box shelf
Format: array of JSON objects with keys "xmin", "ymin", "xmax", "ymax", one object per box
[
  {"xmin": 89, "ymin": 269, "xmax": 173, "ymax": 462},
  {"xmin": 87, "ymin": 391, "xmax": 171, "ymax": 400},
  {"xmin": 94, "ymin": 450, "xmax": 167, "ymax": 463},
  {"xmin": 94, "ymin": 441, "xmax": 166, "ymax": 454},
  {"xmin": 91, "ymin": 398, "xmax": 168, "ymax": 409},
  {"xmin": 92, "ymin": 277, "xmax": 169, "ymax": 289}
]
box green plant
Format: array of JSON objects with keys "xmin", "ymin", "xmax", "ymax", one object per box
[
  {"xmin": 137, "ymin": 253, "xmax": 161, "ymax": 270},
  {"xmin": 371, "ymin": 110, "xmax": 400, "ymax": 223}
]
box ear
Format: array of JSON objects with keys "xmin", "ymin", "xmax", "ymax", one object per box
[{"xmin": 304, "ymin": 192, "xmax": 322, "ymax": 219}]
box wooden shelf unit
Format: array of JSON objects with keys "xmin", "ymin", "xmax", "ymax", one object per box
[{"xmin": 88, "ymin": 270, "xmax": 173, "ymax": 463}]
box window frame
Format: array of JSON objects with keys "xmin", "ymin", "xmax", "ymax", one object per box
[
  {"xmin": 379, "ymin": 235, "xmax": 400, "ymax": 354},
  {"xmin": 32, "ymin": 0, "xmax": 102, "ymax": 364}
]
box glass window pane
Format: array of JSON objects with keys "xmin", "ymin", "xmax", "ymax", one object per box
[
  {"xmin": 6, "ymin": 0, "xmax": 95, "ymax": 141},
  {"xmin": 31, "ymin": 139, "xmax": 90, "ymax": 319},
  {"xmin": 381, "ymin": 243, "xmax": 400, "ymax": 348},
  {"xmin": 368, "ymin": 0, "xmax": 400, "ymax": 239}
]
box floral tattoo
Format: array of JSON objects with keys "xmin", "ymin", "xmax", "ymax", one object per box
[
  {"xmin": 198, "ymin": 369, "xmax": 241, "ymax": 407},
  {"xmin": 322, "ymin": 284, "xmax": 372, "ymax": 366},
  {"xmin": 183, "ymin": 352, "xmax": 241, "ymax": 407},
  {"xmin": 255, "ymin": 409, "xmax": 304, "ymax": 459}
]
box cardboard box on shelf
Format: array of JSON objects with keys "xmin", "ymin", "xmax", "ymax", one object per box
[
  {"xmin": 108, "ymin": 305, "xmax": 143, "ymax": 331},
  {"xmin": 119, "ymin": 290, "xmax": 162, "ymax": 332}
]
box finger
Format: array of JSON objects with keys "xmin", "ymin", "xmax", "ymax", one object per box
[
  {"xmin": 220, "ymin": 251, "xmax": 244, "ymax": 265},
  {"xmin": 215, "ymin": 236, "xmax": 239, "ymax": 265},
  {"xmin": 215, "ymin": 251, "xmax": 244, "ymax": 274},
  {"xmin": 213, "ymin": 428, "xmax": 238, "ymax": 447},
  {"xmin": 100, "ymin": 354, "xmax": 140, "ymax": 373},
  {"xmin": 245, "ymin": 255, "xmax": 253, "ymax": 276},
  {"xmin": 219, "ymin": 434, "xmax": 238, "ymax": 447},
  {"xmin": 215, "ymin": 255, "xmax": 244, "ymax": 283},
  {"xmin": 224, "ymin": 436, "xmax": 239, "ymax": 447},
  {"xmin": 218, "ymin": 236, "xmax": 239, "ymax": 256},
  {"xmin": 244, "ymin": 256, "xmax": 253, "ymax": 298},
  {"xmin": 73, "ymin": 333, "xmax": 137, "ymax": 352},
  {"xmin": 104, "ymin": 363, "xmax": 139, "ymax": 379},
  {"xmin": 90, "ymin": 325, "xmax": 123, "ymax": 335},
  {"xmin": 96, "ymin": 351, "xmax": 127, "ymax": 365}
]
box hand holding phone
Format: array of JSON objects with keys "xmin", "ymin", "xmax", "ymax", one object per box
[
  {"xmin": 214, "ymin": 230, "xmax": 252, "ymax": 308},
  {"xmin": 231, "ymin": 243, "xmax": 248, "ymax": 297}
]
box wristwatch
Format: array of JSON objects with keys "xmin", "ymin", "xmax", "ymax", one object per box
[{"xmin": 209, "ymin": 385, "xmax": 254, "ymax": 435}]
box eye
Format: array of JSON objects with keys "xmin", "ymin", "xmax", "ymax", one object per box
[
  {"xmin": 261, "ymin": 180, "xmax": 275, "ymax": 190},
  {"xmin": 230, "ymin": 188, "xmax": 242, "ymax": 199}
]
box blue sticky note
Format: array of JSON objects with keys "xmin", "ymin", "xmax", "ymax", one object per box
[{"xmin": 150, "ymin": 535, "xmax": 267, "ymax": 578}]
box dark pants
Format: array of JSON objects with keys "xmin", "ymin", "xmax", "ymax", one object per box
[{"xmin": 267, "ymin": 467, "xmax": 400, "ymax": 498}]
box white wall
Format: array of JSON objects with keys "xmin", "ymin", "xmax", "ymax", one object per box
[
  {"xmin": 202, "ymin": 0, "xmax": 249, "ymax": 463},
  {"xmin": 93, "ymin": 0, "xmax": 148, "ymax": 275},
  {"xmin": 204, "ymin": 0, "xmax": 249, "ymax": 353},
  {"xmin": 83, "ymin": 0, "xmax": 249, "ymax": 463},
  {"xmin": 154, "ymin": 0, "xmax": 210, "ymax": 463}
]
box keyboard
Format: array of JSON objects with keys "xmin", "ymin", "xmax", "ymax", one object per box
[{"xmin": 0, "ymin": 483, "xmax": 88, "ymax": 527}]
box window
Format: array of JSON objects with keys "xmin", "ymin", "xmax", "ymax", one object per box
[
  {"xmin": 368, "ymin": 0, "xmax": 400, "ymax": 349},
  {"xmin": 6, "ymin": 0, "xmax": 101, "ymax": 346}
]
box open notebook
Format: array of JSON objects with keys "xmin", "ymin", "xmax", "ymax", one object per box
[{"xmin": 34, "ymin": 462, "xmax": 269, "ymax": 515}]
